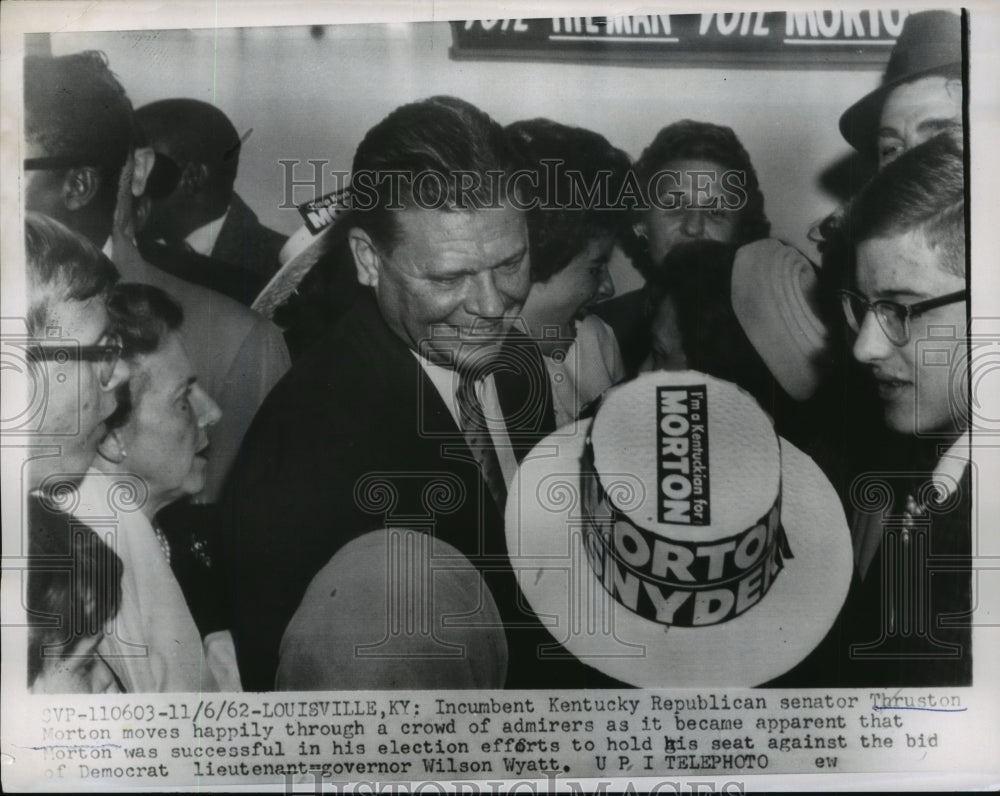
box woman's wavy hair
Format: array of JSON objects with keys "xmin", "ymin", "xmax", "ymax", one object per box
[
  {"xmin": 103, "ymin": 283, "xmax": 184, "ymax": 432},
  {"xmin": 506, "ymin": 118, "xmax": 632, "ymax": 283},
  {"xmin": 627, "ymin": 120, "xmax": 770, "ymax": 275}
]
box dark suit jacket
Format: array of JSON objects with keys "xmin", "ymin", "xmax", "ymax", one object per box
[
  {"xmin": 212, "ymin": 193, "xmax": 287, "ymax": 280},
  {"xmin": 219, "ymin": 292, "xmax": 622, "ymax": 690},
  {"xmin": 138, "ymin": 239, "xmax": 268, "ymax": 307},
  {"xmin": 769, "ymin": 463, "xmax": 972, "ymax": 688}
]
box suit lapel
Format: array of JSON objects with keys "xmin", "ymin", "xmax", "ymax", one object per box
[{"xmin": 211, "ymin": 195, "xmax": 246, "ymax": 264}]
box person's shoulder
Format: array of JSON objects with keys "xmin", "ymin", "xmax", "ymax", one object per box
[
  {"xmin": 578, "ymin": 315, "xmax": 621, "ymax": 356},
  {"xmin": 240, "ymin": 311, "xmax": 405, "ymax": 457},
  {"xmin": 268, "ymin": 298, "xmax": 402, "ymax": 399},
  {"xmin": 230, "ymin": 193, "xmax": 288, "ymax": 246},
  {"xmin": 591, "ymin": 288, "xmax": 647, "ymax": 326},
  {"xmin": 140, "ymin": 239, "xmax": 268, "ymax": 306},
  {"xmin": 148, "ymin": 257, "xmax": 280, "ymax": 336},
  {"xmin": 575, "ymin": 315, "xmax": 626, "ymax": 384},
  {"xmin": 578, "ymin": 314, "xmax": 614, "ymax": 341}
]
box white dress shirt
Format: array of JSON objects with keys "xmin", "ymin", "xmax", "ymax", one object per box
[{"xmin": 183, "ymin": 206, "xmax": 230, "ymax": 256}]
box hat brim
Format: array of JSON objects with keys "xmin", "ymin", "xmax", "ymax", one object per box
[
  {"xmin": 251, "ymin": 223, "xmax": 334, "ymax": 318},
  {"xmin": 839, "ymin": 62, "xmax": 962, "ymax": 153},
  {"xmin": 505, "ymin": 423, "xmax": 853, "ymax": 687}
]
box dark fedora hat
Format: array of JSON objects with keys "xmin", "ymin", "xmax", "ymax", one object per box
[{"xmin": 839, "ymin": 10, "xmax": 963, "ymax": 153}]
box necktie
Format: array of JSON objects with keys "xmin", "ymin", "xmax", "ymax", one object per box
[{"xmin": 456, "ymin": 372, "xmax": 508, "ymax": 511}]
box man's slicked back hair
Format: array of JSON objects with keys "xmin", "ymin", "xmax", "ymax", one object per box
[{"xmin": 348, "ymin": 96, "xmax": 521, "ymax": 251}]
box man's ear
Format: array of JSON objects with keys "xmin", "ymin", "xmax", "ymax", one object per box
[
  {"xmin": 62, "ymin": 167, "xmax": 100, "ymax": 211},
  {"xmin": 134, "ymin": 194, "xmax": 152, "ymax": 233},
  {"xmin": 180, "ymin": 162, "xmax": 209, "ymax": 195},
  {"xmin": 96, "ymin": 429, "xmax": 127, "ymax": 465},
  {"xmin": 130, "ymin": 147, "xmax": 156, "ymax": 197},
  {"xmin": 112, "ymin": 151, "xmax": 136, "ymax": 241},
  {"xmin": 348, "ymin": 228, "xmax": 382, "ymax": 289}
]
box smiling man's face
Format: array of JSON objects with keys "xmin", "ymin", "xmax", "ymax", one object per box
[{"xmin": 353, "ymin": 205, "xmax": 531, "ymax": 371}]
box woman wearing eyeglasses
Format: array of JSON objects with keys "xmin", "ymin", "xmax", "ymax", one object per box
[{"xmin": 74, "ymin": 282, "xmax": 241, "ymax": 692}]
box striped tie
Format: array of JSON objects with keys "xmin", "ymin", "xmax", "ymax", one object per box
[{"xmin": 456, "ymin": 372, "xmax": 508, "ymax": 512}]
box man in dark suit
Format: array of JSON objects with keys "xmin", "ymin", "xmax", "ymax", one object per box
[
  {"xmin": 220, "ymin": 97, "xmax": 618, "ymax": 691},
  {"xmin": 212, "ymin": 193, "xmax": 287, "ymax": 279},
  {"xmin": 135, "ymin": 99, "xmax": 287, "ymax": 284}
]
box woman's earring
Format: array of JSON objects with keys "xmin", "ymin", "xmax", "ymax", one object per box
[
  {"xmin": 632, "ymin": 223, "xmax": 647, "ymax": 240},
  {"xmin": 97, "ymin": 431, "xmax": 127, "ymax": 465}
]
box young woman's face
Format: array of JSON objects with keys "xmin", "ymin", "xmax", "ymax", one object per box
[{"xmin": 529, "ymin": 234, "xmax": 616, "ymax": 331}]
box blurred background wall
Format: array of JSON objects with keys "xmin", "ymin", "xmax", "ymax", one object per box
[{"xmin": 50, "ymin": 22, "xmax": 885, "ymax": 292}]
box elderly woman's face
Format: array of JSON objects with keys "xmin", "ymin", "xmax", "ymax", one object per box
[
  {"xmin": 119, "ymin": 332, "xmax": 221, "ymax": 509},
  {"xmin": 639, "ymin": 157, "xmax": 742, "ymax": 267}
]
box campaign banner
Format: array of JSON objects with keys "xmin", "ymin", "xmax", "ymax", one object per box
[{"xmin": 450, "ymin": 11, "xmax": 913, "ymax": 68}]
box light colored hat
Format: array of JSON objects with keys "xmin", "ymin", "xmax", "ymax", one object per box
[
  {"xmin": 730, "ymin": 238, "xmax": 829, "ymax": 402},
  {"xmin": 276, "ymin": 528, "xmax": 508, "ymax": 690},
  {"xmin": 251, "ymin": 187, "xmax": 348, "ymax": 318},
  {"xmin": 506, "ymin": 370, "xmax": 852, "ymax": 686}
]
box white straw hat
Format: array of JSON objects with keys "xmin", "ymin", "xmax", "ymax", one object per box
[{"xmin": 505, "ymin": 370, "xmax": 852, "ymax": 686}]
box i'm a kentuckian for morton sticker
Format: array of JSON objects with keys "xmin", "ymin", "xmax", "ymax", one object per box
[{"xmin": 505, "ymin": 370, "xmax": 853, "ymax": 687}]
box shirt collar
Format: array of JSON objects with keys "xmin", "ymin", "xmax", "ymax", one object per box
[
  {"xmin": 933, "ymin": 431, "xmax": 971, "ymax": 497},
  {"xmin": 411, "ymin": 349, "xmax": 463, "ymax": 396}
]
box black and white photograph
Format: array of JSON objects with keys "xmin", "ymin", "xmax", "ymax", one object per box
[{"xmin": 2, "ymin": 0, "xmax": 998, "ymax": 790}]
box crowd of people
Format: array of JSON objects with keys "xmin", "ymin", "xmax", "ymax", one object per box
[{"xmin": 21, "ymin": 10, "xmax": 971, "ymax": 692}]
